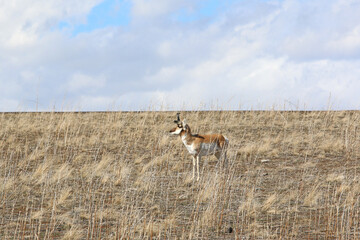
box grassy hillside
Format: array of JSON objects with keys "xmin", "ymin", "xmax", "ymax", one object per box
[{"xmin": 0, "ymin": 111, "xmax": 360, "ymax": 239}]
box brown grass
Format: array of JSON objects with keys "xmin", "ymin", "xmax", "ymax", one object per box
[{"xmin": 0, "ymin": 110, "xmax": 360, "ymax": 239}]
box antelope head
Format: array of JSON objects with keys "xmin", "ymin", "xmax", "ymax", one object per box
[{"xmin": 169, "ymin": 113, "xmax": 187, "ymax": 135}]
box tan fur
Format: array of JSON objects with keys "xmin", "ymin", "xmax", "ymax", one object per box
[
  {"xmin": 180, "ymin": 129, "xmax": 226, "ymax": 150},
  {"xmin": 170, "ymin": 120, "xmax": 229, "ymax": 181}
]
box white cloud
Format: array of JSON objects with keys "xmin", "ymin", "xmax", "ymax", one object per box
[
  {"xmin": 0, "ymin": 0, "xmax": 102, "ymax": 47},
  {"xmin": 67, "ymin": 73, "xmax": 106, "ymax": 92},
  {"xmin": 77, "ymin": 95, "xmax": 118, "ymax": 110},
  {"xmin": 131, "ymin": 0, "xmax": 193, "ymax": 18},
  {"xmin": 269, "ymin": 0, "xmax": 360, "ymax": 60},
  {"xmin": 1, "ymin": 0, "xmax": 360, "ymax": 111},
  {"xmin": 0, "ymin": 99, "xmax": 21, "ymax": 112}
]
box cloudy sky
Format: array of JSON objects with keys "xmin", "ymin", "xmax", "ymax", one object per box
[{"xmin": 1, "ymin": 0, "xmax": 360, "ymax": 111}]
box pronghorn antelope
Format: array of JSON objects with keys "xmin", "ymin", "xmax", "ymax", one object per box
[{"xmin": 169, "ymin": 113, "xmax": 229, "ymax": 181}]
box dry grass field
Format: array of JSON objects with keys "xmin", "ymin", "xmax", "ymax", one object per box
[{"xmin": 1, "ymin": 110, "xmax": 360, "ymax": 239}]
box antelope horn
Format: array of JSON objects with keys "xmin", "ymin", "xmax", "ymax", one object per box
[{"xmin": 174, "ymin": 112, "xmax": 181, "ymax": 123}]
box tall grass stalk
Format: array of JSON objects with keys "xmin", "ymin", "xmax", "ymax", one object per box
[{"xmin": 0, "ymin": 110, "xmax": 359, "ymax": 239}]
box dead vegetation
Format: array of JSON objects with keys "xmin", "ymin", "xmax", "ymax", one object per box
[{"xmin": 0, "ymin": 110, "xmax": 360, "ymax": 239}]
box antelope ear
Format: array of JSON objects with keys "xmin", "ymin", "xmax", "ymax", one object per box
[{"xmin": 182, "ymin": 119, "xmax": 187, "ymax": 128}]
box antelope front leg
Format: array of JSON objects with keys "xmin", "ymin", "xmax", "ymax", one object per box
[{"xmin": 192, "ymin": 156, "xmax": 196, "ymax": 180}]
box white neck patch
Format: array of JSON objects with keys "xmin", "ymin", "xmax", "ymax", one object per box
[{"xmin": 171, "ymin": 127, "xmax": 182, "ymax": 135}]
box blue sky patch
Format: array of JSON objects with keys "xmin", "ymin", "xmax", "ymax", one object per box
[
  {"xmin": 56, "ymin": 0, "xmax": 240, "ymax": 34},
  {"xmin": 172, "ymin": 0, "xmax": 236, "ymax": 23},
  {"xmin": 57, "ymin": 0, "xmax": 131, "ymax": 35}
]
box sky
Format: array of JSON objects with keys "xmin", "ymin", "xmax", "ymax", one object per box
[{"xmin": 1, "ymin": 0, "xmax": 360, "ymax": 111}]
